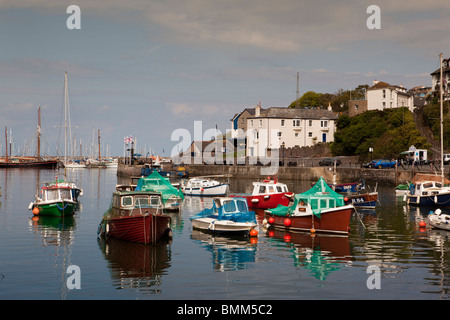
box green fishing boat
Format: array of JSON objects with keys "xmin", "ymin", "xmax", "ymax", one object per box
[{"xmin": 29, "ymin": 179, "xmax": 82, "ymax": 217}]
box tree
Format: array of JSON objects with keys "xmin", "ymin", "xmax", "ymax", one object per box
[{"xmin": 289, "ymin": 91, "xmax": 322, "ymax": 108}]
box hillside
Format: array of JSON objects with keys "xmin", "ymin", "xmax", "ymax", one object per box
[{"xmin": 330, "ymin": 108, "xmax": 431, "ymax": 160}]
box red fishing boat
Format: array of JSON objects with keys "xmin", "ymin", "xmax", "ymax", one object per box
[
  {"xmin": 98, "ymin": 186, "xmax": 172, "ymax": 244},
  {"xmin": 265, "ymin": 177, "xmax": 355, "ymax": 235},
  {"xmin": 236, "ymin": 176, "xmax": 293, "ymax": 209}
]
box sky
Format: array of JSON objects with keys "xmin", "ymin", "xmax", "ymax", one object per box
[{"xmin": 0, "ymin": 0, "xmax": 449, "ymax": 158}]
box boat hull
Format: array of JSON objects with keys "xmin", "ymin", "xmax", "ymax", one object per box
[
  {"xmin": 241, "ymin": 192, "xmax": 293, "ymax": 209},
  {"xmin": 0, "ymin": 160, "xmax": 58, "ymax": 168},
  {"xmin": 407, "ymin": 192, "xmax": 450, "ymax": 206},
  {"xmin": 182, "ymin": 184, "xmax": 229, "ymax": 197},
  {"xmin": 344, "ymin": 192, "xmax": 378, "ymax": 209},
  {"xmin": 265, "ymin": 205, "xmax": 354, "ymax": 235},
  {"xmin": 428, "ymin": 213, "xmax": 450, "ymax": 231},
  {"xmin": 191, "ymin": 217, "xmax": 256, "ymax": 234},
  {"xmin": 33, "ymin": 201, "xmax": 77, "ymax": 217},
  {"xmin": 102, "ymin": 214, "xmax": 172, "ymax": 244}
]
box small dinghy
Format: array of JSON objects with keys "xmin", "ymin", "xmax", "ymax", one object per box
[{"xmin": 428, "ymin": 208, "xmax": 450, "ymax": 231}]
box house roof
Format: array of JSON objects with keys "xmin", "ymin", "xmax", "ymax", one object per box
[
  {"xmin": 368, "ymin": 80, "xmax": 406, "ymax": 91},
  {"xmin": 248, "ymin": 107, "xmax": 338, "ymax": 120}
]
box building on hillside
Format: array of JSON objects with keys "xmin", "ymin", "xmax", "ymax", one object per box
[
  {"xmin": 348, "ymin": 80, "xmax": 414, "ymax": 116},
  {"xmin": 245, "ymin": 104, "xmax": 338, "ymax": 158},
  {"xmin": 431, "ymin": 57, "xmax": 450, "ymax": 96}
]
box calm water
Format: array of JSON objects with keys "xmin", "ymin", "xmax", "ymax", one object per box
[{"xmin": 0, "ymin": 168, "xmax": 450, "ymax": 300}]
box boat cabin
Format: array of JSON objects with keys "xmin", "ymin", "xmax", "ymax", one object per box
[
  {"xmin": 111, "ymin": 191, "xmax": 162, "ymax": 210},
  {"xmin": 252, "ymin": 181, "xmax": 289, "ymax": 195},
  {"xmin": 410, "ymin": 180, "xmax": 446, "ymax": 196},
  {"xmin": 213, "ymin": 197, "xmax": 250, "ymax": 214},
  {"xmin": 41, "ymin": 186, "xmax": 74, "ymax": 202}
]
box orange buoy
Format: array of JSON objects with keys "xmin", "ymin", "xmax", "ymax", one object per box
[
  {"xmin": 268, "ymin": 217, "xmax": 275, "ymax": 224},
  {"xmin": 310, "ymin": 228, "xmax": 316, "ymax": 233},
  {"xmin": 284, "ymin": 218, "xmax": 291, "ymax": 227},
  {"xmin": 32, "ymin": 207, "xmax": 40, "ymax": 215},
  {"xmin": 419, "ymin": 221, "xmax": 426, "ymax": 228},
  {"xmin": 250, "ymin": 229, "xmax": 258, "ymax": 237}
]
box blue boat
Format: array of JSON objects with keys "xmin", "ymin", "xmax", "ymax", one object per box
[{"xmin": 406, "ymin": 179, "xmax": 450, "ymax": 207}]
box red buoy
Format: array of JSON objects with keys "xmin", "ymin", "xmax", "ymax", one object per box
[
  {"xmin": 268, "ymin": 217, "xmax": 275, "ymax": 224},
  {"xmin": 250, "ymin": 229, "xmax": 258, "ymax": 237},
  {"xmin": 32, "ymin": 207, "xmax": 40, "ymax": 215},
  {"xmin": 419, "ymin": 221, "xmax": 426, "ymax": 228},
  {"xmin": 284, "ymin": 218, "xmax": 291, "ymax": 227}
]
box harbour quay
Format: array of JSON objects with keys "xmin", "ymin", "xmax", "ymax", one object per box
[{"xmin": 116, "ymin": 156, "xmax": 446, "ymax": 185}]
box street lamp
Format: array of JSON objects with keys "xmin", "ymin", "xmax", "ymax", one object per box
[{"xmin": 281, "ymin": 141, "xmax": 285, "ymax": 166}]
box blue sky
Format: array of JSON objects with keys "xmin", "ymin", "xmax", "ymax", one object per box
[{"xmin": 1, "ymin": 0, "xmax": 449, "ymax": 157}]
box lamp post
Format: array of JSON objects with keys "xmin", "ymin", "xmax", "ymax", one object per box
[{"xmin": 281, "ymin": 141, "xmax": 285, "ymax": 167}]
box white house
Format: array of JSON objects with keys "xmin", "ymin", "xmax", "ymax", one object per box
[
  {"xmin": 431, "ymin": 57, "xmax": 450, "ymax": 95},
  {"xmin": 366, "ymin": 80, "xmax": 414, "ymax": 112},
  {"xmin": 245, "ymin": 104, "xmax": 338, "ymax": 158}
]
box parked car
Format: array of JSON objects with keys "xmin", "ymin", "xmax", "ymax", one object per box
[
  {"xmin": 319, "ymin": 158, "xmax": 342, "ymax": 166},
  {"xmin": 373, "ymin": 159, "xmax": 396, "ymax": 169},
  {"xmin": 363, "ymin": 159, "xmax": 380, "ymax": 168}
]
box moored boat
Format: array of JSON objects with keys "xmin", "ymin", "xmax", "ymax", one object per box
[
  {"xmin": 28, "ymin": 178, "xmax": 82, "ymax": 217},
  {"xmin": 182, "ymin": 177, "xmax": 229, "ymax": 196},
  {"xmin": 235, "ymin": 176, "xmax": 293, "ymax": 209},
  {"xmin": 135, "ymin": 171, "xmax": 184, "ymax": 211},
  {"xmin": 428, "ymin": 209, "xmax": 450, "ymax": 231},
  {"xmin": 97, "ymin": 188, "xmax": 172, "ymax": 244},
  {"xmin": 265, "ymin": 177, "xmax": 355, "ymax": 235},
  {"xmin": 344, "ymin": 191, "xmax": 378, "ymax": 209},
  {"xmin": 189, "ymin": 197, "xmax": 257, "ymax": 234}
]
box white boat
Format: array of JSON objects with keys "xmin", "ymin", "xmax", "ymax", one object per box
[
  {"xmin": 182, "ymin": 177, "xmax": 229, "ymax": 196},
  {"xmin": 65, "ymin": 160, "xmax": 86, "ymax": 168},
  {"xmin": 235, "ymin": 177, "xmax": 293, "ymax": 209},
  {"xmin": 428, "ymin": 209, "xmax": 450, "ymax": 231},
  {"xmin": 189, "ymin": 197, "xmax": 257, "ymax": 233}
]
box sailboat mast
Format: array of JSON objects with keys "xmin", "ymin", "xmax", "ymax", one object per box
[
  {"xmin": 37, "ymin": 106, "xmax": 41, "ymax": 159},
  {"xmin": 64, "ymin": 71, "xmax": 68, "ymax": 167},
  {"xmin": 440, "ymin": 53, "xmax": 444, "ymax": 184}
]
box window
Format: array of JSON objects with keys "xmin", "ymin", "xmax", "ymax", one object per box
[
  {"xmin": 250, "ymin": 120, "xmax": 253, "ymax": 127},
  {"xmin": 135, "ymin": 195, "xmax": 150, "ymax": 207},
  {"xmin": 281, "ymin": 119, "xmax": 285, "ymax": 127},
  {"xmin": 276, "ymin": 186, "xmax": 283, "ymax": 192},
  {"xmin": 277, "ymin": 132, "xmax": 282, "ymax": 138},
  {"xmin": 259, "ymin": 119, "xmax": 262, "ymax": 127},
  {"xmin": 60, "ymin": 189, "xmax": 71, "ymax": 201},
  {"xmin": 122, "ymin": 196, "xmax": 133, "ymax": 207},
  {"xmin": 259, "ymin": 185, "xmax": 266, "ymax": 193},
  {"xmin": 308, "ymin": 132, "xmax": 313, "ymax": 137},
  {"xmin": 383, "ymin": 90, "xmax": 386, "ymax": 98},
  {"xmin": 321, "ymin": 120, "xmax": 328, "ymax": 127},
  {"xmin": 293, "ymin": 119, "xmax": 300, "ymax": 127},
  {"xmin": 309, "ymin": 120, "xmax": 312, "ymax": 126},
  {"xmin": 295, "ymin": 132, "xmax": 299, "ymax": 138}
]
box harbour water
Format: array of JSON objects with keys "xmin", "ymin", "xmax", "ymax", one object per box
[{"xmin": 0, "ymin": 168, "xmax": 450, "ymax": 300}]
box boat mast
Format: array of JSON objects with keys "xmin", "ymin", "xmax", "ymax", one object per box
[
  {"xmin": 4, "ymin": 126, "xmax": 7, "ymax": 162},
  {"xmin": 64, "ymin": 71, "xmax": 68, "ymax": 167},
  {"xmin": 440, "ymin": 53, "xmax": 444, "ymax": 184},
  {"xmin": 37, "ymin": 105, "xmax": 41, "ymax": 160}
]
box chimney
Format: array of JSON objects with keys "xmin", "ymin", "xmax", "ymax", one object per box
[{"xmin": 255, "ymin": 102, "xmax": 261, "ymax": 117}]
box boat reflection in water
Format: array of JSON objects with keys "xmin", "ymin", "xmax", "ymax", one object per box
[
  {"xmin": 98, "ymin": 237, "xmax": 172, "ymax": 293},
  {"xmin": 266, "ymin": 229, "xmax": 351, "ymax": 280},
  {"xmin": 190, "ymin": 229, "xmax": 257, "ymax": 272},
  {"xmin": 29, "ymin": 215, "xmax": 76, "ymax": 247}
]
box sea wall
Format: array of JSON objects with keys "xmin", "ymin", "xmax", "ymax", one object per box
[{"xmin": 117, "ymin": 160, "xmax": 437, "ymax": 185}]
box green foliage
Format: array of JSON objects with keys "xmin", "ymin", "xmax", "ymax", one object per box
[
  {"xmin": 423, "ymin": 100, "xmax": 450, "ymax": 150},
  {"xmin": 330, "ymin": 108, "xmax": 431, "ymax": 159},
  {"xmin": 289, "ymin": 91, "xmax": 322, "ymax": 108}
]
